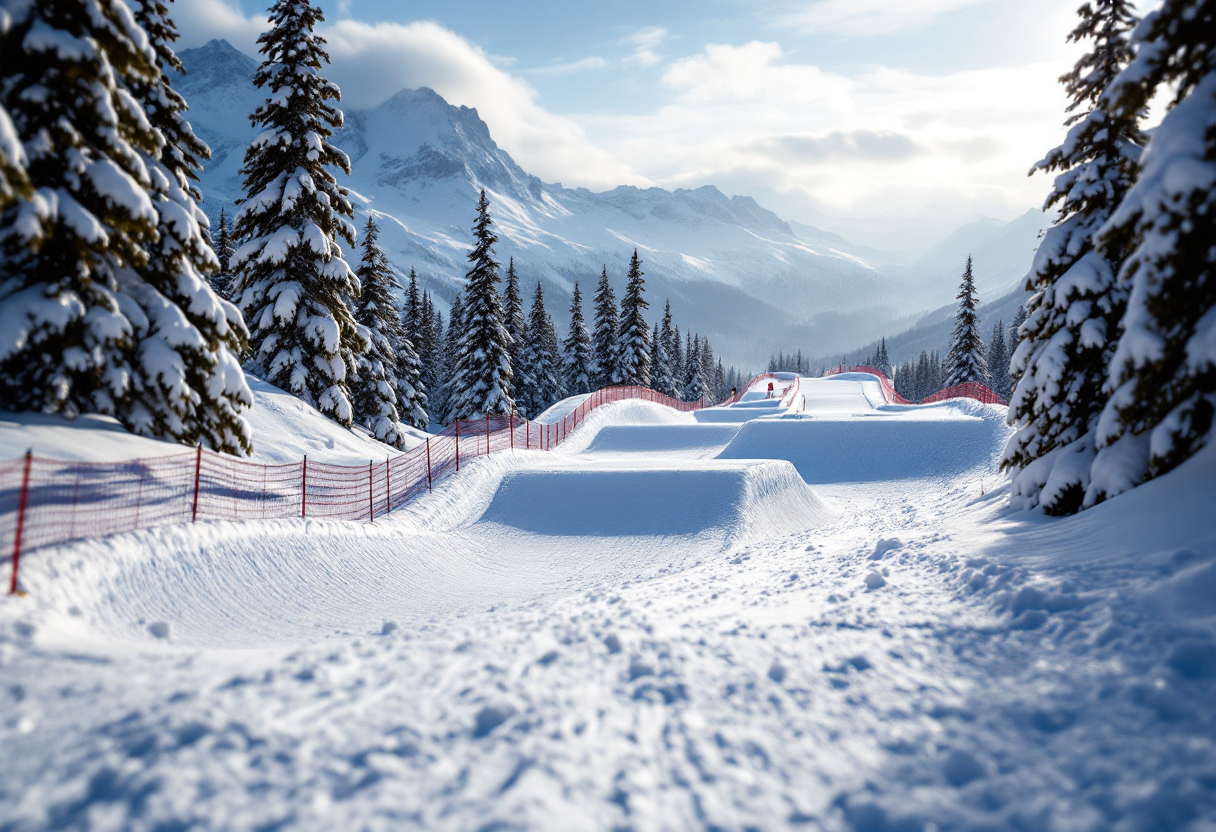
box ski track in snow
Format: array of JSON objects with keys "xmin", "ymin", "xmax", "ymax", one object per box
[{"xmin": 1, "ymin": 376, "xmax": 1214, "ymax": 831}]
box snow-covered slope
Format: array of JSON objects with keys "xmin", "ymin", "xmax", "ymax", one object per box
[
  {"xmin": 4, "ymin": 373, "xmax": 1211, "ymax": 830},
  {"xmin": 0, "ymin": 373, "xmax": 425, "ymax": 464},
  {"xmin": 175, "ymin": 40, "xmax": 931, "ymax": 366}
]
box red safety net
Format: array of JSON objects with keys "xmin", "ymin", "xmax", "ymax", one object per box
[
  {"xmin": 822, "ymin": 365, "xmax": 1005, "ymax": 407},
  {"xmin": 2, "ymin": 384, "xmax": 708, "ymax": 590}
]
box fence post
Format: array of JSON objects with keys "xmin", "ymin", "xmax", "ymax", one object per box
[
  {"xmin": 8, "ymin": 450, "xmax": 32, "ymax": 595},
  {"xmin": 455, "ymin": 421, "xmax": 461, "ymax": 472},
  {"xmin": 426, "ymin": 439, "xmax": 432, "ymax": 491},
  {"xmin": 301, "ymin": 455, "xmax": 308, "ymax": 518},
  {"xmin": 385, "ymin": 456, "xmax": 391, "ymax": 514},
  {"xmin": 486, "ymin": 413, "xmax": 491, "ymax": 456},
  {"xmin": 367, "ymin": 459, "xmax": 374, "ymax": 521},
  {"xmin": 191, "ymin": 443, "xmax": 202, "ymax": 523},
  {"xmin": 526, "ymin": 420, "xmax": 530, "ymax": 450}
]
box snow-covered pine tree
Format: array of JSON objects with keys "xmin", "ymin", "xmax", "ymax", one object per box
[
  {"xmin": 518, "ymin": 282, "xmax": 560, "ymax": 416},
  {"xmin": 613, "ymin": 249, "xmax": 651, "ymax": 386},
  {"xmin": 591, "ymin": 265, "xmax": 618, "ymax": 388},
  {"xmin": 700, "ymin": 337, "xmax": 716, "ymax": 395},
  {"xmin": 230, "ymin": 0, "xmax": 363, "ymax": 426},
  {"xmin": 113, "ymin": 0, "xmax": 255, "ymax": 455},
  {"xmin": 349, "ymin": 216, "xmax": 408, "ymax": 446},
  {"xmin": 403, "ymin": 267, "xmax": 421, "ymax": 345},
  {"xmin": 987, "ymin": 320, "xmax": 1010, "ymax": 400},
  {"xmin": 654, "ymin": 300, "xmax": 680, "ymax": 398},
  {"xmin": 684, "ymin": 335, "xmax": 710, "ymax": 401},
  {"xmin": 563, "ymin": 281, "xmax": 594, "ymax": 395},
  {"xmin": 0, "ymin": 1, "xmax": 156, "ymax": 421},
  {"xmin": 502, "ymin": 257, "xmax": 526, "ymax": 400},
  {"xmin": 671, "ymin": 324, "xmax": 683, "ymax": 378},
  {"xmin": 1004, "ymin": 0, "xmax": 1144, "ymax": 513},
  {"xmin": 715, "ymin": 358, "xmax": 726, "ymax": 402},
  {"xmin": 212, "ymin": 207, "xmax": 236, "ymax": 298},
  {"xmin": 877, "ymin": 338, "xmax": 892, "ymax": 378},
  {"xmin": 944, "ymin": 256, "xmax": 988, "ymax": 386},
  {"xmin": 1087, "ymin": 0, "xmax": 1216, "ymax": 505},
  {"xmin": 0, "ymin": 102, "xmax": 29, "ymax": 210},
  {"xmin": 543, "ymin": 305, "xmax": 565, "ymax": 406},
  {"xmin": 447, "ymin": 190, "xmax": 514, "ymax": 420},
  {"xmin": 1009, "ymin": 304, "xmax": 1027, "ymax": 358},
  {"xmin": 437, "ymin": 292, "xmax": 463, "ymax": 422}
]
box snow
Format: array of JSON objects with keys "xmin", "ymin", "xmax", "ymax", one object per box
[
  {"xmin": 0, "ymin": 372, "xmax": 425, "ymax": 465},
  {"xmin": 1, "ymin": 373, "xmax": 1214, "ymax": 830}
]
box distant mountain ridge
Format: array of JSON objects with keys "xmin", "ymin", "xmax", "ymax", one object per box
[{"xmin": 175, "ymin": 39, "xmax": 1041, "ymax": 367}]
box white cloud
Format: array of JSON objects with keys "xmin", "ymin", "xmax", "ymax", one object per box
[
  {"xmin": 780, "ymin": 0, "xmax": 987, "ymax": 37},
  {"xmin": 570, "ymin": 38, "xmax": 1072, "ymax": 218},
  {"xmin": 622, "ymin": 26, "xmax": 668, "ymax": 67},
  {"xmin": 169, "ymin": 0, "xmax": 642, "ymax": 191},
  {"xmin": 526, "ymin": 56, "xmax": 609, "ymax": 77}
]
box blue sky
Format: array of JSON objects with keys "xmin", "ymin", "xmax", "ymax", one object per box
[{"xmin": 173, "ymin": 0, "xmax": 1124, "ymax": 224}]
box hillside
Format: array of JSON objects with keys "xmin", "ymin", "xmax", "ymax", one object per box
[{"xmin": 174, "ymin": 40, "xmax": 1037, "ymax": 368}]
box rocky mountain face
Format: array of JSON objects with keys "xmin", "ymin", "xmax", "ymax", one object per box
[{"xmin": 174, "ymin": 39, "xmax": 1033, "ymax": 367}]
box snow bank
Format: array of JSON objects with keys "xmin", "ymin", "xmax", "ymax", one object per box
[
  {"xmin": 549, "ymin": 398, "xmax": 696, "ymax": 455},
  {"xmin": 582, "ymin": 423, "xmax": 740, "ymax": 456},
  {"xmin": 0, "ymin": 373, "xmax": 424, "ymax": 464},
  {"xmin": 718, "ymin": 404, "xmax": 1010, "ymax": 483},
  {"xmin": 477, "ymin": 459, "xmax": 833, "ymax": 541}
]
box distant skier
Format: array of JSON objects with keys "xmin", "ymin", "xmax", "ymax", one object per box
[
  {"xmin": 766, "ymin": 381, "xmax": 775, "ymax": 399},
  {"xmin": 730, "ymin": 387, "xmax": 737, "ymax": 401}
]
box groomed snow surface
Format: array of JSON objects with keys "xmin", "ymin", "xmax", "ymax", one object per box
[{"xmin": 2, "ymin": 373, "xmax": 1214, "ymax": 831}]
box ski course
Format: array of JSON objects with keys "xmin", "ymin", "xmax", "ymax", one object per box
[{"xmin": 7, "ymin": 371, "xmax": 1209, "ymax": 832}]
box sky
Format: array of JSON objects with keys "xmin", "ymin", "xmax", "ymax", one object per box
[{"xmin": 170, "ymin": 0, "xmax": 1110, "ymax": 226}]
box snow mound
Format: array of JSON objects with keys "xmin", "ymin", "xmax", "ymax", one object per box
[
  {"xmin": 583, "ymin": 423, "xmax": 740, "ymax": 455},
  {"xmin": 477, "ymin": 459, "xmax": 834, "ymax": 540},
  {"xmin": 718, "ymin": 407, "xmax": 1010, "ymax": 483},
  {"xmin": 0, "ymin": 373, "xmax": 424, "ymax": 464},
  {"xmin": 551, "ymin": 399, "xmax": 696, "ymax": 455}
]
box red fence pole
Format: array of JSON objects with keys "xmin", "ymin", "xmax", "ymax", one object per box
[
  {"xmin": 426, "ymin": 439, "xmax": 432, "ymax": 491},
  {"xmin": 455, "ymin": 421, "xmax": 461, "ymax": 472},
  {"xmin": 486, "ymin": 413, "xmax": 491, "ymax": 456},
  {"xmin": 301, "ymin": 455, "xmax": 308, "ymax": 518},
  {"xmin": 526, "ymin": 420, "xmax": 530, "ymax": 450},
  {"xmin": 191, "ymin": 443, "xmax": 202, "ymax": 523},
  {"xmin": 510, "ymin": 413, "xmax": 515, "ymax": 449},
  {"xmin": 8, "ymin": 450, "xmax": 32, "ymax": 595},
  {"xmin": 385, "ymin": 456, "xmax": 391, "ymax": 514},
  {"xmin": 368, "ymin": 459, "xmax": 374, "ymax": 522}
]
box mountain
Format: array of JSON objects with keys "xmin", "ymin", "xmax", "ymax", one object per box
[
  {"xmin": 906, "ymin": 209, "xmax": 1048, "ymax": 299},
  {"xmin": 174, "ymin": 39, "xmax": 1038, "ymax": 369}
]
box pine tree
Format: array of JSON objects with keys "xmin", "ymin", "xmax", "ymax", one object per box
[
  {"xmin": 591, "ymin": 265, "xmax": 618, "ymax": 388},
  {"xmin": 1004, "ymin": 0, "xmax": 1144, "ymax": 513},
  {"xmin": 1087, "ymin": 0, "xmax": 1216, "ymax": 505},
  {"xmin": 212, "ymin": 207, "xmax": 236, "ymax": 298},
  {"xmin": 447, "ymin": 190, "xmax": 514, "ymax": 420},
  {"xmin": 563, "ymin": 281, "xmax": 594, "ymax": 395},
  {"xmin": 111, "ymin": 0, "xmax": 256, "ymax": 454},
  {"xmin": 438, "ymin": 293, "xmax": 463, "ymax": 421},
  {"xmin": 0, "ymin": 103, "xmax": 29, "ymax": 211},
  {"xmin": 654, "ymin": 300, "xmax": 680, "ymax": 397},
  {"xmin": 987, "ymin": 320, "xmax": 1010, "ymax": 399},
  {"xmin": 501, "ymin": 257, "xmax": 526, "ymax": 400},
  {"xmin": 403, "ymin": 266, "xmax": 422, "ymax": 345},
  {"xmin": 944, "ymin": 256, "xmax": 988, "ymax": 386},
  {"xmin": 350, "ymin": 216, "xmax": 408, "ymax": 446},
  {"xmin": 1009, "ymin": 304, "xmax": 1027, "ymax": 357},
  {"xmin": 614, "ymin": 249, "xmax": 651, "ymax": 385},
  {"xmin": 683, "ymin": 335, "xmax": 709, "ymax": 401},
  {"xmin": 519, "ymin": 282, "xmax": 561, "ymax": 416},
  {"xmin": 0, "ymin": 1, "xmax": 157, "ymax": 423},
  {"xmin": 877, "ymin": 338, "xmax": 892, "ymax": 378},
  {"xmin": 700, "ymin": 337, "xmax": 716, "ymax": 394},
  {"xmin": 230, "ymin": 0, "xmax": 363, "ymax": 426},
  {"xmin": 672, "ymin": 324, "xmax": 684, "ymax": 378}
]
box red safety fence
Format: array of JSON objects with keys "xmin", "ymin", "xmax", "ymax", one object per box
[
  {"xmin": 2, "ymin": 384, "xmax": 707, "ymax": 593},
  {"xmin": 821, "ymin": 365, "xmax": 1005, "ymax": 407}
]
